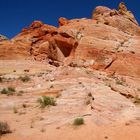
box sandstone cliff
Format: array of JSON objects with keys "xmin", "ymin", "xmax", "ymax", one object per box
[{"xmin": 0, "ymin": 2, "xmax": 140, "ymax": 77}]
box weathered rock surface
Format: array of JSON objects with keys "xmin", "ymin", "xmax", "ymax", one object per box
[{"xmin": 92, "ymin": 2, "xmax": 140, "ymax": 35}]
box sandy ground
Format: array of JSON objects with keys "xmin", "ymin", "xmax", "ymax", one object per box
[{"xmin": 0, "ymin": 60, "xmax": 140, "ymax": 140}]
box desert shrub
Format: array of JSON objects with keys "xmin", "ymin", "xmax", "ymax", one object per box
[
  {"xmin": 8, "ymin": 87, "xmax": 15, "ymax": 92},
  {"xmin": 19, "ymin": 75, "xmax": 30, "ymax": 82},
  {"xmin": 73, "ymin": 117, "xmax": 84, "ymax": 125},
  {"xmin": 133, "ymin": 96, "xmax": 140, "ymax": 104},
  {"xmin": 0, "ymin": 121, "xmax": 11, "ymax": 135},
  {"xmin": 24, "ymin": 69, "xmax": 30, "ymax": 72},
  {"xmin": 88, "ymin": 92, "xmax": 92, "ymax": 97},
  {"xmin": 37, "ymin": 96, "xmax": 56, "ymax": 108},
  {"xmin": 1, "ymin": 88, "xmax": 8, "ymax": 94},
  {"xmin": 0, "ymin": 77, "xmax": 13, "ymax": 83},
  {"xmin": 1, "ymin": 87, "xmax": 16, "ymax": 95},
  {"xmin": 115, "ymin": 77, "xmax": 126, "ymax": 85},
  {"xmin": 116, "ymin": 79, "xmax": 123, "ymax": 85}
]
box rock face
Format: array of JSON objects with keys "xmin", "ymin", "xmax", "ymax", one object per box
[
  {"xmin": 92, "ymin": 2, "xmax": 140, "ymax": 35},
  {"xmin": 118, "ymin": 2, "xmax": 138, "ymax": 25},
  {"xmin": 0, "ymin": 2, "xmax": 140, "ymax": 78}
]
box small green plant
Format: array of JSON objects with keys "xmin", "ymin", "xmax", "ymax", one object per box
[
  {"xmin": 37, "ymin": 96, "xmax": 56, "ymax": 108},
  {"xmin": 73, "ymin": 117, "xmax": 84, "ymax": 125},
  {"xmin": 19, "ymin": 75, "xmax": 30, "ymax": 82},
  {"xmin": 0, "ymin": 121, "xmax": 11, "ymax": 135}
]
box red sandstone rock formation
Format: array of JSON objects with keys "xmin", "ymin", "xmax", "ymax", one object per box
[
  {"xmin": 0, "ymin": 2, "xmax": 140, "ymax": 78},
  {"xmin": 58, "ymin": 17, "xmax": 69, "ymax": 26},
  {"xmin": 92, "ymin": 2, "xmax": 140, "ymax": 35}
]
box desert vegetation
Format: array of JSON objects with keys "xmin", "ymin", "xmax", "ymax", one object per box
[
  {"xmin": 19, "ymin": 75, "xmax": 31, "ymax": 82},
  {"xmin": 73, "ymin": 117, "xmax": 84, "ymax": 125},
  {"xmin": 1, "ymin": 87, "xmax": 16, "ymax": 95},
  {"xmin": 0, "ymin": 121, "xmax": 11, "ymax": 135},
  {"xmin": 133, "ymin": 96, "xmax": 140, "ymax": 105},
  {"xmin": 37, "ymin": 96, "xmax": 56, "ymax": 108}
]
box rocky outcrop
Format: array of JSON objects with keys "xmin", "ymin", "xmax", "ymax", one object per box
[
  {"xmin": 0, "ymin": 34, "xmax": 8, "ymax": 41},
  {"xmin": 29, "ymin": 20, "xmax": 44, "ymax": 29},
  {"xmin": 9, "ymin": 20, "xmax": 78, "ymax": 62},
  {"xmin": 118, "ymin": 2, "xmax": 138, "ymax": 25},
  {"xmin": 58, "ymin": 17, "xmax": 69, "ymax": 26},
  {"xmin": 92, "ymin": 2, "xmax": 140, "ymax": 35},
  {"xmin": 0, "ymin": 2, "xmax": 140, "ymax": 78}
]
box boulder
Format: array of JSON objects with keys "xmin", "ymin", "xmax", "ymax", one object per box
[{"xmin": 58, "ymin": 17, "xmax": 69, "ymax": 26}]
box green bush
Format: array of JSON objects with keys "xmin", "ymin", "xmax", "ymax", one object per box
[
  {"xmin": 37, "ymin": 96, "xmax": 56, "ymax": 108},
  {"xmin": 19, "ymin": 75, "xmax": 30, "ymax": 82},
  {"xmin": 73, "ymin": 117, "xmax": 84, "ymax": 125},
  {"xmin": 0, "ymin": 121, "xmax": 11, "ymax": 135}
]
